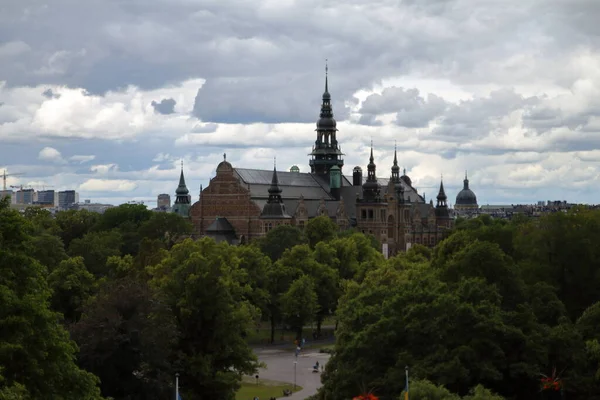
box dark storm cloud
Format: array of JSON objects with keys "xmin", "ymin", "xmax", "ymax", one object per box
[
  {"xmin": 193, "ymin": 74, "xmax": 351, "ymax": 124},
  {"xmin": 42, "ymin": 88, "xmax": 60, "ymax": 99},
  {"xmin": 359, "ymin": 87, "xmax": 448, "ymax": 128},
  {"xmin": 151, "ymin": 98, "xmax": 176, "ymax": 115},
  {"xmin": 0, "ymin": 0, "xmax": 559, "ymax": 124},
  {"xmin": 430, "ymin": 89, "xmax": 539, "ymax": 140}
]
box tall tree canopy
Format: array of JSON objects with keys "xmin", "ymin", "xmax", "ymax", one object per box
[{"xmin": 0, "ymin": 198, "xmax": 103, "ymax": 399}]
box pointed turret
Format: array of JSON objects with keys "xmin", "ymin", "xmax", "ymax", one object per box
[
  {"xmin": 436, "ymin": 179, "xmax": 447, "ymax": 206},
  {"xmin": 391, "ymin": 142, "xmax": 400, "ymax": 183},
  {"xmin": 435, "ymin": 176, "xmax": 450, "ymax": 219},
  {"xmin": 361, "ymin": 141, "xmax": 380, "ymax": 202},
  {"xmin": 267, "ymin": 159, "xmax": 282, "ymax": 202},
  {"xmin": 309, "ymin": 61, "xmax": 344, "ymax": 176},
  {"xmin": 173, "ymin": 160, "xmax": 191, "ymax": 218},
  {"xmin": 261, "ymin": 159, "xmax": 291, "ymax": 219}
]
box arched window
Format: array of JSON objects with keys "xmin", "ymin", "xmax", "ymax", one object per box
[{"xmin": 387, "ymin": 215, "xmax": 395, "ymax": 239}]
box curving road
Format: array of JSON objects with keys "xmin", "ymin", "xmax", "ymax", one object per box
[{"xmin": 255, "ymin": 348, "xmax": 331, "ymax": 400}]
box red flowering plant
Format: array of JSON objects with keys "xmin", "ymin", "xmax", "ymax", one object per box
[
  {"xmin": 352, "ymin": 394, "xmax": 379, "ymax": 400},
  {"xmin": 540, "ymin": 367, "xmax": 563, "ymax": 392}
]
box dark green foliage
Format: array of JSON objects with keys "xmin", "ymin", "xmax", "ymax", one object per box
[
  {"xmin": 305, "ymin": 215, "xmax": 339, "ymax": 248},
  {"xmin": 48, "ymin": 256, "xmax": 96, "ymax": 323},
  {"xmin": 258, "ymin": 224, "xmax": 307, "ymax": 261},
  {"xmin": 68, "ymin": 230, "xmax": 122, "ymax": 276},
  {"xmin": 0, "ymin": 198, "xmax": 103, "ymax": 399},
  {"xmin": 6, "ymin": 198, "xmax": 600, "ymax": 400},
  {"xmin": 71, "ymin": 278, "xmax": 176, "ymax": 400},
  {"xmin": 148, "ymin": 238, "xmax": 261, "ymax": 400}
]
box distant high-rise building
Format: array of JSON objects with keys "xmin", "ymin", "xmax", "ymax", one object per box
[
  {"xmin": 16, "ymin": 188, "xmax": 34, "ymax": 205},
  {"xmin": 157, "ymin": 193, "xmax": 171, "ymax": 209},
  {"xmin": 58, "ymin": 190, "xmax": 77, "ymax": 210},
  {"xmin": 37, "ymin": 190, "xmax": 55, "ymax": 205}
]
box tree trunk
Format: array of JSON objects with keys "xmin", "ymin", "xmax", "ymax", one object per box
[
  {"xmin": 269, "ymin": 315, "xmax": 275, "ymax": 344},
  {"xmin": 316, "ymin": 316, "xmax": 323, "ymax": 337}
]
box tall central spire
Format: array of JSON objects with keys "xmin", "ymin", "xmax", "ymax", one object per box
[
  {"xmin": 391, "ymin": 141, "xmax": 400, "ymax": 183},
  {"xmin": 309, "ymin": 61, "xmax": 344, "ymax": 176},
  {"xmin": 325, "ymin": 60, "xmax": 329, "ymax": 94}
]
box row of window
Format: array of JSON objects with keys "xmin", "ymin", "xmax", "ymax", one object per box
[
  {"xmin": 360, "ymin": 208, "xmax": 411, "ymax": 221},
  {"xmin": 263, "ymin": 220, "xmax": 304, "ymax": 233}
]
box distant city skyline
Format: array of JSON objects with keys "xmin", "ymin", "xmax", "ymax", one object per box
[{"xmin": 1, "ymin": 1, "xmax": 599, "ymax": 205}]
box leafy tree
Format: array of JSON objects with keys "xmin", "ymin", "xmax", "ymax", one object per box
[
  {"xmin": 514, "ymin": 209, "xmax": 600, "ymax": 319},
  {"xmin": 27, "ymin": 232, "xmax": 68, "ymax": 272},
  {"xmin": 328, "ymin": 233, "xmax": 384, "ymax": 282},
  {"xmin": 280, "ymin": 275, "xmax": 320, "ymax": 340},
  {"xmin": 0, "ymin": 197, "xmax": 103, "ymax": 399},
  {"xmin": 320, "ymin": 262, "xmax": 544, "ymax": 400},
  {"xmin": 265, "ymin": 256, "xmax": 301, "ymax": 343},
  {"xmin": 55, "ymin": 209, "xmax": 100, "ymax": 248},
  {"xmin": 258, "ymin": 224, "xmax": 307, "ymax": 261},
  {"xmin": 404, "ymin": 379, "xmax": 460, "ymax": 400},
  {"xmin": 462, "ymin": 385, "xmax": 505, "ymax": 400},
  {"xmin": 23, "ymin": 207, "xmax": 62, "ymax": 236},
  {"xmin": 93, "ymin": 203, "xmax": 153, "ymax": 232},
  {"xmin": 93, "ymin": 204, "xmax": 153, "ymax": 256},
  {"xmin": 148, "ymin": 238, "xmax": 260, "ymax": 399},
  {"xmin": 134, "ymin": 237, "xmax": 168, "ymax": 273},
  {"xmin": 309, "ymin": 242, "xmax": 340, "ymax": 335},
  {"xmin": 48, "ymin": 256, "xmax": 97, "ymax": 323},
  {"xmin": 68, "ymin": 230, "xmax": 122, "ymax": 276},
  {"xmin": 138, "ymin": 211, "xmax": 192, "ymax": 249},
  {"xmin": 305, "ymin": 215, "xmax": 338, "ymax": 248},
  {"xmin": 436, "ymin": 240, "xmax": 526, "ymax": 309},
  {"xmin": 71, "ymin": 278, "xmax": 176, "ymax": 400},
  {"xmin": 236, "ymin": 245, "xmax": 272, "ymax": 324}
]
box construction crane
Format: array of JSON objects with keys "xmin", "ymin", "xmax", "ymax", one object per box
[
  {"xmin": 2, "ymin": 170, "xmax": 25, "ymax": 191},
  {"xmin": 9, "ymin": 184, "xmax": 54, "ymax": 191},
  {"xmin": 10, "ymin": 185, "xmax": 31, "ymax": 190}
]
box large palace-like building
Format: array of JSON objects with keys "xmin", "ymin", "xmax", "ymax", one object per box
[{"xmin": 186, "ymin": 71, "xmax": 456, "ymax": 256}]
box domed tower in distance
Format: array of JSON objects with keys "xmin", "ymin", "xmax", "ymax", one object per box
[{"xmin": 455, "ymin": 171, "xmax": 478, "ymax": 211}]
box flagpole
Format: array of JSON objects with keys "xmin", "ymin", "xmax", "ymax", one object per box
[
  {"xmin": 176, "ymin": 372, "xmax": 179, "ymax": 400},
  {"xmin": 405, "ymin": 366, "xmax": 409, "ymax": 400}
]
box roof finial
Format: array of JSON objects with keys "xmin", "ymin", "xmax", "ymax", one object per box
[
  {"xmin": 223, "ymin": 152, "xmax": 226, "ymax": 161},
  {"xmin": 465, "ymin": 170, "xmax": 468, "ymax": 179},
  {"xmin": 181, "ymin": 159, "xmax": 183, "ymax": 170},
  {"xmin": 325, "ymin": 59, "xmax": 329, "ymax": 93},
  {"xmin": 274, "ymin": 156, "xmax": 276, "ymax": 169}
]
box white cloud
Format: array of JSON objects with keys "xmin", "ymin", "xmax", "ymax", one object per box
[
  {"xmin": 79, "ymin": 178, "xmax": 138, "ymax": 192},
  {"xmin": 69, "ymin": 155, "xmax": 96, "ymax": 163},
  {"xmin": 0, "ymin": 79, "xmax": 204, "ymax": 142},
  {"xmin": 38, "ymin": 147, "xmax": 66, "ymax": 164},
  {"xmin": 1, "ymin": 0, "xmax": 600, "ymax": 205},
  {"xmin": 90, "ymin": 164, "xmax": 119, "ymax": 174}
]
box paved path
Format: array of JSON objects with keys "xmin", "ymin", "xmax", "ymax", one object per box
[{"xmin": 254, "ymin": 348, "xmax": 331, "ymax": 400}]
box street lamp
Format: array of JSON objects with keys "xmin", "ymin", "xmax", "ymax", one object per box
[
  {"xmin": 293, "ymin": 360, "xmax": 297, "ymax": 390},
  {"xmin": 175, "ymin": 373, "xmax": 180, "ymax": 400}
]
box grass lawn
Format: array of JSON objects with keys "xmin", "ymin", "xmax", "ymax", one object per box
[
  {"xmin": 246, "ymin": 320, "xmax": 336, "ymax": 346},
  {"xmin": 236, "ymin": 381, "xmax": 302, "ymax": 400}
]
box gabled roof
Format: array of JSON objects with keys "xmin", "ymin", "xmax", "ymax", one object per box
[{"xmin": 206, "ymin": 217, "xmax": 236, "ymax": 233}]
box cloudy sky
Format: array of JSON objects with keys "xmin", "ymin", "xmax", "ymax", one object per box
[{"xmin": 1, "ymin": 0, "xmax": 600, "ymax": 206}]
